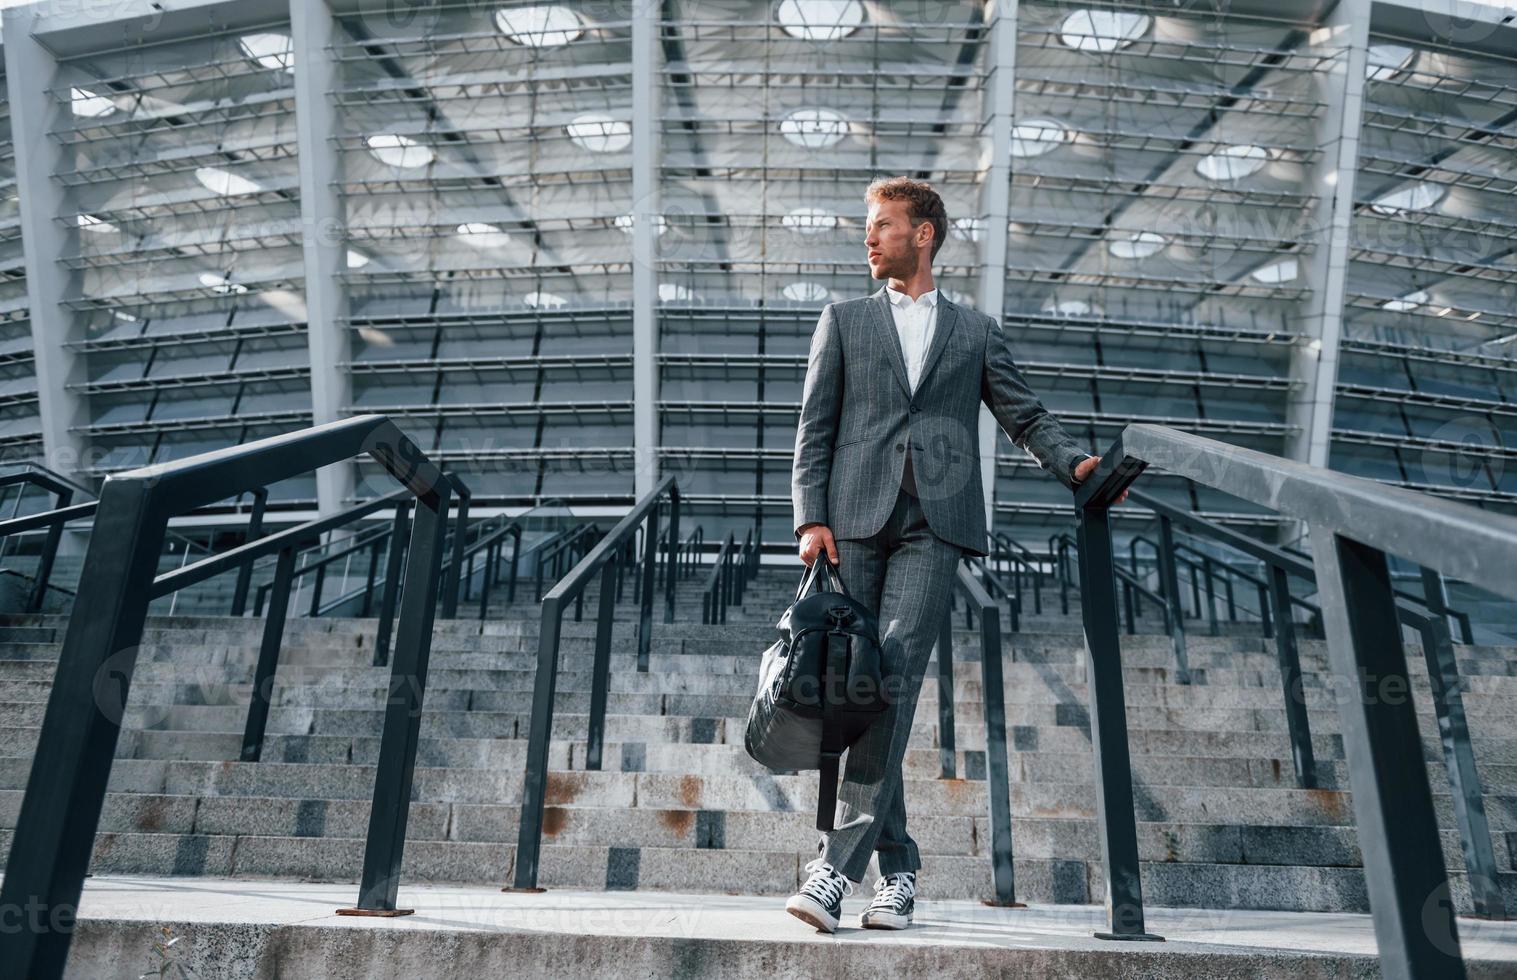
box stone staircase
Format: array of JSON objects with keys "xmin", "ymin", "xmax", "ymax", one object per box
[{"xmin": 3, "ymin": 565, "xmax": 1516, "ymax": 917}]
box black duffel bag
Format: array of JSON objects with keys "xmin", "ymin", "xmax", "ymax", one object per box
[{"xmin": 743, "ymin": 555, "xmax": 892, "ymax": 831}]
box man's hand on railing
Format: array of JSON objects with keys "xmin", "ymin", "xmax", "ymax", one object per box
[
  {"xmin": 798, "ymin": 522, "xmax": 839, "ymax": 567},
  {"xmin": 1075, "ymin": 455, "xmax": 1128, "ymax": 504}
]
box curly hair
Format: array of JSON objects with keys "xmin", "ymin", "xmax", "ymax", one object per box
[{"xmin": 864, "ymin": 176, "xmax": 949, "ymax": 260}]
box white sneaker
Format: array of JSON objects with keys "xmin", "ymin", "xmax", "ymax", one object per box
[
  {"xmin": 785, "ymin": 858, "xmax": 856, "ymax": 933},
  {"xmin": 859, "ymin": 871, "xmax": 916, "ymax": 929}
]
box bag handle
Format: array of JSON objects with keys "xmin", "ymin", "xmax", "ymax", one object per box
[{"xmin": 795, "ymin": 553, "xmax": 851, "ymax": 604}]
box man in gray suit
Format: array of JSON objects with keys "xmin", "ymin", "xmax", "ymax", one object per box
[{"xmin": 784, "ymin": 176, "xmax": 1124, "ymax": 934}]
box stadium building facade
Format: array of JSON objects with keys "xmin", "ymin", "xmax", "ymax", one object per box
[{"xmin": 0, "ymin": 0, "xmax": 1512, "ymax": 550}]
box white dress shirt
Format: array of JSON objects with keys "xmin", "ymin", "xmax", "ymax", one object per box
[{"xmin": 885, "ymin": 284, "xmax": 939, "ymax": 394}]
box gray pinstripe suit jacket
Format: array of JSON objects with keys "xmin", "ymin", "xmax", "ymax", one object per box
[{"xmin": 791, "ymin": 285, "xmax": 1090, "ymax": 558}]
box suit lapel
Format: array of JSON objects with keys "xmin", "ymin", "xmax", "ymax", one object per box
[
  {"xmin": 916, "ymin": 295, "xmax": 958, "ymax": 393},
  {"xmin": 869, "ymin": 286, "xmax": 912, "ymax": 398}
]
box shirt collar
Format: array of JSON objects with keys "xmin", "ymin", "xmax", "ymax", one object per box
[{"xmin": 885, "ymin": 285, "xmax": 939, "ymax": 309}]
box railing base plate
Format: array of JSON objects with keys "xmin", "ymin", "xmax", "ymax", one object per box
[
  {"xmin": 981, "ymin": 899, "xmax": 1027, "ymax": 909},
  {"xmin": 1094, "ymin": 931, "xmax": 1165, "ymax": 942},
  {"xmin": 335, "ymin": 908, "xmax": 414, "ymax": 917},
  {"xmin": 502, "ymin": 886, "xmax": 548, "ymax": 894}
]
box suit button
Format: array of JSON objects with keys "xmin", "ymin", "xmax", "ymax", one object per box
[
  {"xmin": 895, "ymin": 443, "xmax": 904, "ymax": 452},
  {"xmin": 910, "ymin": 404, "xmax": 921, "ymax": 413}
]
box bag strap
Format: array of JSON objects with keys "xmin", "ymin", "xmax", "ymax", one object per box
[
  {"xmin": 816, "ymin": 629, "xmax": 848, "ymax": 832},
  {"xmin": 795, "ymin": 554, "xmax": 852, "ymax": 605}
]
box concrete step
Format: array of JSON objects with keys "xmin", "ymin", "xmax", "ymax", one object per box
[
  {"xmin": 56, "ymin": 877, "xmax": 1517, "ymax": 980},
  {"xmin": 8, "ymin": 827, "xmax": 1514, "ymax": 915}
]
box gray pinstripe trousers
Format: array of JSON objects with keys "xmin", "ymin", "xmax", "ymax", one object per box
[{"xmin": 815, "ymin": 477, "xmax": 964, "ymax": 882}]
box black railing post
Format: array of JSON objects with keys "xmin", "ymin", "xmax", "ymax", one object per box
[
  {"xmin": 1200, "ymin": 556, "xmax": 1219, "ymax": 635},
  {"xmin": 513, "ymin": 595, "xmax": 564, "ymax": 891},
  {"xmin": 1417, "ymin": 567, "xmax": 1505, "ymax": 920},
  {"xmin": 639, "ymin": 501, "xmax": 661, "ymax": 672},
  {"xmin": 1257, "ymin": 583, "xmax": 1273, "ymax": 638},
  {"xmin": 309, "ymin": 562, "xmax": 328, "ymax": 617},
  {"xmin": 664, "ymin": 484, "xmax": 680, "ymax": 624},
  {"xmin": 478, "ymin": 539, "xmax": 498, "ymax": 622},
  {"xmin": 26, "ymin": 493, "xmax": 71, "ymax": 614},
  {"xmin": 1309, "ymin": 530, "xmax": 1465, "ymax": 978},
  {"xmin": 362, "ymin": 537, "xmax": 382, "ymax": 617},
  {"xmin": 960, "ymin": 567, "xmax": 1019, "ymax": 907},
  {"xmin": 441, "ymin": 479, "xmax": 470, "ymax": 619},
  {"xmin": 1156, "ymin": 516, "xmax": 1190, "ymax": 684},
  {"xmin": 342, "ymin": 475, "xmax": 451, "ymax": 917},
  {"xmin": 506, "ymin": 525, "xmax": 522, "ymax": 604},
  {"xmin": 1267, "ymin": 565, "xmax": 1316, "ymax": 790},
  {"xmin": 935, "ymin": 608, "xmax": 956, "ymax": 779},
  {"xmin": 0, "ymin": 480, "xmax": 165, "ymax": 978},
  {"xmin": 585, "ymin": 556, "xmax": 619, "ymax": 771},
  {"xmin": 229, "ymin": 487, "xmax": 267, "ymax": 617},
  {"xmin": 374, "ymin": 502, "xmax": 411, "ymax": 668},
  {"xmin": 242, "ymin": 546, "xmax": 295, "ymax": 762},
  {"xmin": 1075, "ymin": 498, "xmax": 1162, "ymax": 942}
]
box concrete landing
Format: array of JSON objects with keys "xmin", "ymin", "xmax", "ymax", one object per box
[{"xmin": 26, "ymin": 874, "xmax": 1517, "ymax": 978}]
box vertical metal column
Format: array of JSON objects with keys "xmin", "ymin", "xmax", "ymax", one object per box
[
  {"xmin": 976, "ymin": 0, "xmax": 1019, "ymax": 533},
  {"xmin": 290, "ymin": 0, "xmax": 356, "ymax": 518},
  {"xmin": 1280, "ymin": 0, "xmax": 1369, "ymax": 543},
  {"xmin": 2, "ymin": 9, "xmax": 90, "ymax": 484},
  {"xmin": 630, "ymin": 0, "xmax": 659, "ymax": 499}
]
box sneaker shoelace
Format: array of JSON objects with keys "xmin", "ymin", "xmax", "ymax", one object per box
[
  {"xmin": 800, "ymin": 858, "xmax": 855, "ymax": 907},
  {"xmin": 869, "ymin": 872, "xmax": 916, "ymax": 911}
]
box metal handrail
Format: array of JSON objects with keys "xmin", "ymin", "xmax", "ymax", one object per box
[
  {"xmin": 1072, "ymin": 423, "xmax": 1512, "ymax": 970},
  {"xmin": 512, "ymin": 475, "xmax": 681, "ymax": 891},
  {"xmin": 0, "ymin": 415, "xmax": 460, "ymax": 979}
]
